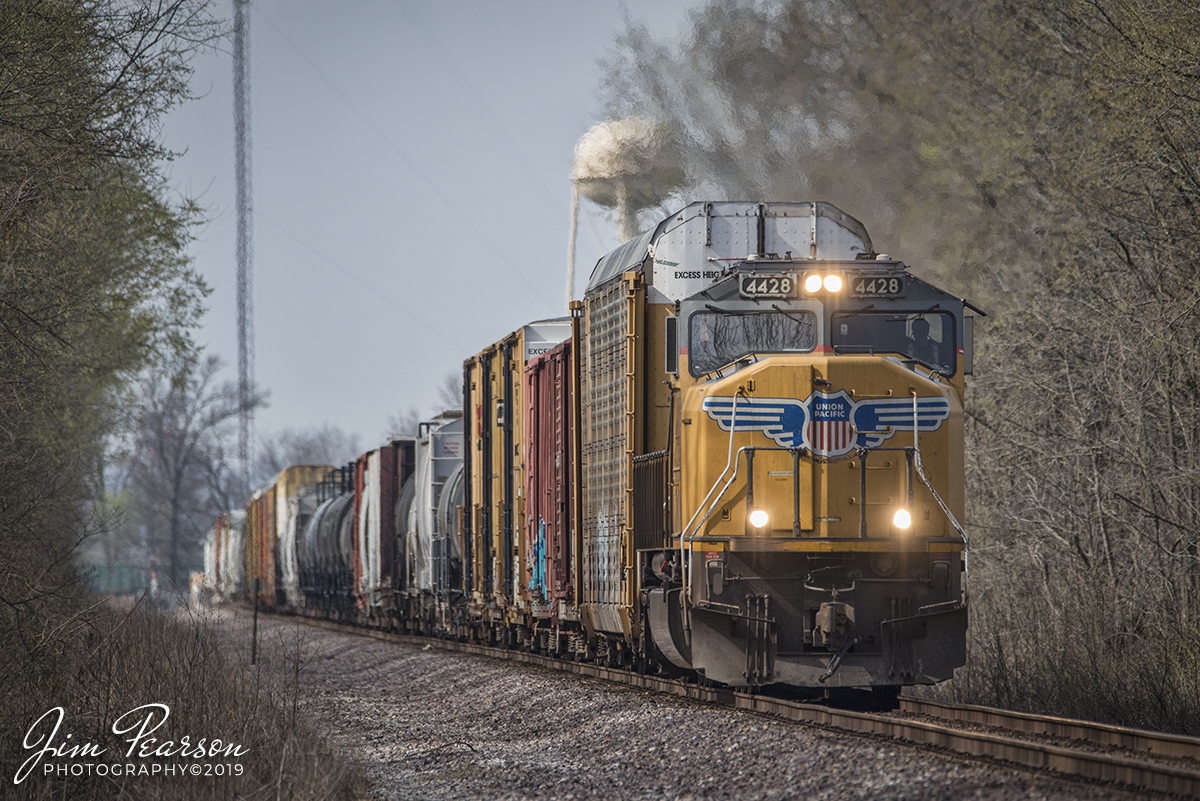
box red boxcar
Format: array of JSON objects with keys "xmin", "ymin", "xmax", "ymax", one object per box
[{"xmin": 524, "ymin": 339, "xmax": 574, "ymax": 622}]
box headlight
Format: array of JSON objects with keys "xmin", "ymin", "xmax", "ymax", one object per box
[
  {"xmin": 748, "ymin": 509, "xmax": 769, "ymax": 529},
  {"xmin": 893, "ymin": 509, "xmax": 912, "ymax": 529},
  {"xmin": 802, "ymin": 273, "xmax": 845, "ymax": 294}
]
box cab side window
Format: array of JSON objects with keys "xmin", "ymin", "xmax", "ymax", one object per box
[{"xmin": 832, "ymin": 311, "xmax": 955, "ymax": 375}]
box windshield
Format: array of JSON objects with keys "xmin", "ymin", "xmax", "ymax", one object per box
[
  {"xmin": 831, "ymin": 311, "xmax": 956, "ymax": 374},
  {"xmin": 689, "ymin": 310, "xmax": 816, "ymax": 375}
]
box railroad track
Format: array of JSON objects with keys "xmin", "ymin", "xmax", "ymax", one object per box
[{"xmin": 267, "ymin": 613, "xmax": 1200, "ymax": 798}]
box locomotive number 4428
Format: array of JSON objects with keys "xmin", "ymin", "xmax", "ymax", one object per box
[
  {"xmin": 850, "ymin": 275, "xmax": 905, "ymax": 297},
  {"xmin": 739, "ymin": 274, "xmax": 797, "ymax": 299}
]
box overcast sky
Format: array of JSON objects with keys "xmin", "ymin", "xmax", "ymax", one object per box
[{"xmin": 160, "ymin": 0, "xmax": 695, "ymax": 447}]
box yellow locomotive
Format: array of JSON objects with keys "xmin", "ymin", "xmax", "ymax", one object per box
[{"xmin": 461, "ymin": 201, "xmax": 972, "ymax": 692}]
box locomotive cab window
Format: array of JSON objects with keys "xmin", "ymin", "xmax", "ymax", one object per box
[
  {"xmin": 832, "ymin": 311, "xmax": 956, "ymax": 375},
  {"xmin": 688, "ymin": 310, "xmax": 816, "ymax": 376}
]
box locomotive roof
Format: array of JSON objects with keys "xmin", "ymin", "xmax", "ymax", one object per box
[{"xmin": 587, "ymin": 201, "xmax": 873, "ymax": 295}]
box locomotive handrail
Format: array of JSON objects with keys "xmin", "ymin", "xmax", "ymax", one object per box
[
  {"xmin": 912, "ymin": 447, "xmax": 970, "ymax": 574},
  {"xmin": 907, "ymin": 385, "xmax": 969, "ymax": 573},
  {"xmin": 687, "ymin": 440, "xmax": 859, "ymax": 552},
  {"xmin": 912, "ymin": 389, "xmax": 919, "ymax": 453},
  {"xmin": 683, "ymin": 438, "xmax": 966, "ymax": 561},
  {"xmin": 681, "ymin": 390, "xmax": 744, "ymax": 604},
  {"xmin": 685, "ymin": 445, "xmax": 759, "ymax": 545},
  {"xmin": 683, "ymin": 442, "xmax": 806, "ymax": 615}
]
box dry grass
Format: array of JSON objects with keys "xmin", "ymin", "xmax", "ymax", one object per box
[
  {"xmin": 919, "ymin": 570, "xmax": 1200, "ymax": 736},
  {"xmin": 0, "ymin": 596, "xmax": 368, "ymax": 800}
]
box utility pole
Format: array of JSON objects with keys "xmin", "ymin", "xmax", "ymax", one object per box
[{"xmin": 233, "ymin": 0, "xmax": 254, "ymax": 498}]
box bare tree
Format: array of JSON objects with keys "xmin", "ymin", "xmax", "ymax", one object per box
[
  {"xmin": 126, "ymin": 355, "xmax": 266, "ymax": 588},
  {"xmin": 384, "ymin": 371, "xmax": 462, "ymax": 439},
  {"xmin": 385, "ymin": 407, "xmax": 424, "ymax": 440},
  {"xmin": 254, "ymin": 424, "xmax": 361, "ymax": 485},
  {"xmin": 0, "ymin": 0, "xmax": 223, "ymax": 595},
  {"xmin": 436, "ymin": 370, "xmax": 463, "ymax": 411}
]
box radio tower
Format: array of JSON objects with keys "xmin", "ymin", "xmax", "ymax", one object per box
[{"xmin": 233, "ymin": 0, "xmax": 254, "ymax": 497}]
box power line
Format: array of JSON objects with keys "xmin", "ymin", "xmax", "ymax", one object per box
[
  {"xmin": 394, "ymin": 3, "xmax": 618, "ymax": 298},
  {"xmin": 258, "ymin": 11, "xmax": 558, "ymax": 309},
  {"xmin": 253, "ymin": 209, "xmax": 471, "ymax": 352},
  {"xmin": 395, "ymin": 1, "xmax": 561, "ymax": 213}
]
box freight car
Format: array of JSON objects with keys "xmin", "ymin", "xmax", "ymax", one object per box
[
  {"xmin": 205, "ymin": 201, "xmax": 973, "ymax": 695},
  {"xmin": 244, "ymin": 465, "xmax": 332, "ymax": 607},
  {"xmin": 203, "ymin": 509, "xmax": 244, "ymax": 599},
  {"xmin": 394, "ymin": 410, "xmax": 464, "ymax": 634}
]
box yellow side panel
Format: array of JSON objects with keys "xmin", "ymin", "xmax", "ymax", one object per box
[
  {"xmin": 463, "ymin": 354, "xmax": 488, "ymax": 604},
  {"xmin": 680, "ymin": 363, "xmax": 814, "ymax": 540}
]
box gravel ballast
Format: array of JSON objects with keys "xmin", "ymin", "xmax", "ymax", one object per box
[{"xmin": 212, "ymin": 607, "xmax": 1153, "ymax": 800}]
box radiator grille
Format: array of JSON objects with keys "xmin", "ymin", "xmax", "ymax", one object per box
[{"xmin": 632, "ymin": 450, "xmax": 669, "ymax": 552}]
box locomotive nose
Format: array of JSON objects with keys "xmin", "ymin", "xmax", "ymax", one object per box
[{"xmin": 683, "ymin": 353, "xmax": 959, "ymax": 541}]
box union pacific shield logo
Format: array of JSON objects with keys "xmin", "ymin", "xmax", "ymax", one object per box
[
  {"xmin": 806, "ymin": 391, "xmax": 854, "ymax": 457},
  {"xmin": 702, "ymin": 390, "xmax": 950, "ymax": 458}
]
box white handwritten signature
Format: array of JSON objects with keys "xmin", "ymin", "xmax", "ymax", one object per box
[{"xmin": 16, "ymin": 705, "xmax": 247, "ymax": 784}]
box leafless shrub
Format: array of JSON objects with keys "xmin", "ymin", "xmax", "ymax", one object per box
[{"xmin": 0, "ymin": 602, "xmax": 367, "ymax": 800}]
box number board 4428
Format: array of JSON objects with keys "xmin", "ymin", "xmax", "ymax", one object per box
[
  {"xmin": 739, "ymin": 273, "xmax": 798, "ymax": 299},
  {"xmin": 850, "ymin": 274, "xmax": 905, "ymax": 298}
]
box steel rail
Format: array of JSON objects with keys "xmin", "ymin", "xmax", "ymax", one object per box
[
  {"xmin": 260, "ymin": 613, "xmax": 1200, "ymax": 798},
  {"xmin": 900, "ymin": 697, "xmax": 1200, "ymax": 761}
]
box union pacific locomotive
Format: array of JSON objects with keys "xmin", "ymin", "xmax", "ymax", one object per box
[{"xmin": 205, "ymin": 201, "xmax": 973, "ymax": 695}]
